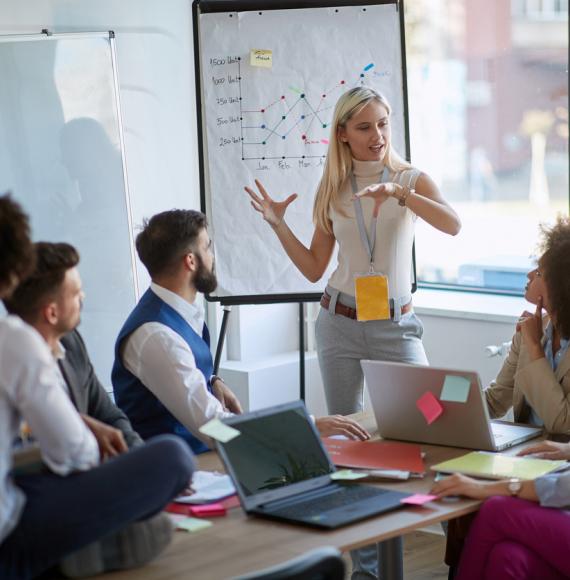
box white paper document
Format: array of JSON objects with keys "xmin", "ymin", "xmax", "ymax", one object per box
[{"xmin": 175, "ymin": 471, "xmax": 236, "ymax": 504}]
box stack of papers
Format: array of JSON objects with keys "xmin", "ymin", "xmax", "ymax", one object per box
[
  {"xmin": 324, "ymin": 439, "xmax": 425, "ymax": 480},
  {"xmin": 431, "ymin": 451, "xmax": 567, "ymax": 480},
  {"xmin": 175, "ymin": 471, "xmax": 235, "ymax": 504}
]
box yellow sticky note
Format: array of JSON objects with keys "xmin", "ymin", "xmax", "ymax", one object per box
[
  {"xmin": 199, "ymin": 418, "xmax": 240, "ymax": 443},
  {"xmin": 354, "ymin": 275, "xmax": 390, "ymax": 321},
  {"xmin": 175, "ymin": 517, "xmax": 213, "ymax": 533},
  {"xmin": 330, "ymin": 469, "xmax": 368, "ymax": 481},
  {"xmin": 250, "ymin": 49, "xmax": 272, "ymax": 68}
]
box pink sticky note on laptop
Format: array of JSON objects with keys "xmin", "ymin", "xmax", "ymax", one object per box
[
  {"xmin": 401, "ymin": 493, "xmax": 437, "ymax": 506},
  {"xmin": 416, "ymin": 391, "xmax": 443, "ymax": 425}
]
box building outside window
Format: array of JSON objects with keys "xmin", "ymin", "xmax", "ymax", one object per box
[{"xmin": 405, "ymin": 0, "xmax": 569, "ymax": 294}]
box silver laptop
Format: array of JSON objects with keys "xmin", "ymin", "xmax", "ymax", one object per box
[
  {"xmin": 215, "ymin": 401, "xmax": 411, "ymax": 529},
  {"xmin": 362, "ymin": 360, "xmax": 542, "ymax": 451}
]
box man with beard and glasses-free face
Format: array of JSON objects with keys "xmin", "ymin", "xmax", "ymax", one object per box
[{"xmin": 113, "ymin": 209, "xmax": 369, "ymax": 454}]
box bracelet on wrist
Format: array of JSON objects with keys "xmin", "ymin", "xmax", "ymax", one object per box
[{"xmin": 398, "ymin": 187, "xmax": 414, "ymax": 207}]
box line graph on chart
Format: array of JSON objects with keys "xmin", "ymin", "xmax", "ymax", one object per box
[{"xmin": 238, "ymin": 62, "xmax": 390, "ymax": 161}]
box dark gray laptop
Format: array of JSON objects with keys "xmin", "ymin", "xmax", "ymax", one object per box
[
  {"xmin": 215, "ymin": 401, "xmax": 411, "ymax": 529},
  {"xmin": 362, "ymin": 360, "xmax": 542, "ymax": 452}
]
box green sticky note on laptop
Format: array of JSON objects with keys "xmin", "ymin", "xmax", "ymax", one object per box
[
  {"xmin": 440, "ymin": 375, "xmax": 470, "ymax": 403},
  {"xmin": 199, "ymin": 418, "xmax": 240, "ymax": 443}
]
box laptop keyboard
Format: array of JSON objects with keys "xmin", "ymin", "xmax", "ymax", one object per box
[{"xmin": 269, "ymin": 485, "xmax": 388, "ymax": 519}]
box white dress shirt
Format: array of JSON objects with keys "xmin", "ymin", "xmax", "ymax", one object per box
[
  {"xmin": 0, "ymin": 315, "xmax": 99, "ymax": 543},
  {"xmin": 122, "ymin": 283, "xmax": 231, "ymax": 447}
]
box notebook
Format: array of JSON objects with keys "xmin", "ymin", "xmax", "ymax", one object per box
[
  {"xmin": 215, "ymin": 401, "xmax": 411, "ymax": 529},
  {"xmin": 431, "ymin": 451, "xmax": 567, "ymax": 480},
  {"xmin": 362, "ymin": 360, "xmax": 542, "ymax": 451},
  {"xmin": 323, "ymin": 438, "xmax": 425, "ymax": 474}
]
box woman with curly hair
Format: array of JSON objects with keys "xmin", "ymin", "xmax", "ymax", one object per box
[
  {"xmin": 442, "ymin": 216, "xmax": 570, "ymax": 578},
  {"xmin": 485, "ymin": 215, "xmax": 570, "ymax": 434}
]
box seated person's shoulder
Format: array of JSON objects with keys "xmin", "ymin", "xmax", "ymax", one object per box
[{"xmin": 0, "ymin": 315, "xmax": 49, "ymax": 357}]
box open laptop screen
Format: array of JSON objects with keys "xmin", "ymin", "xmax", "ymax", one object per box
[{"xmin": 218, "ymin": 403, "xmax": 333, "ymax": 498}]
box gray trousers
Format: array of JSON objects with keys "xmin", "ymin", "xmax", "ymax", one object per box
[
  {"xmin": 316, "ymin": 291, "xmax": 427, "ymax": 416},
  {"xmin": 316, "ymin": 288, "xmax": 428, "ymax": 580}
]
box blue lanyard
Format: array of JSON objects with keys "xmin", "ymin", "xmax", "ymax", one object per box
[{"xmin": 351, "ymin": 167, "xmax": 390, "ymax": 268}]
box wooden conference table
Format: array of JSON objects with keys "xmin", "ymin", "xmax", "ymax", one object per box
[{"xmin": 104, "ymin": 412, "xmax": 532, "ymax": 580}]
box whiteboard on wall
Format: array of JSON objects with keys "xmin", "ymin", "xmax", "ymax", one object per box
[
  {"xmin": 194, "ymin": 0, "xmax": 410, "ymax": 304},
  {"xmin": 0, "ymin": 31, "xmax": 137, "ymax": 387}
]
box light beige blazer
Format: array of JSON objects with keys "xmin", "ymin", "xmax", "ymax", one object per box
[{"xmin": 485, "ymin": 317, "xmax": 570, "ymax": 434}]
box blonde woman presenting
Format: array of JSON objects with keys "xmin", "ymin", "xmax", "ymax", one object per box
[
  {"xmin": 246, "ymin": 87, "xmax": 460, "ymax": 580},
  {"xmin": 246, "ymin": 87, "xmax": 460, "ymax": 416}
]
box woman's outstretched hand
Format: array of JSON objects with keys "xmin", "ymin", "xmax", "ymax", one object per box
[
  {"xmin": 245, "ymin": 179, "xmax": 298, "ymax": 227},
  {"xmin": 352, "ymin": 182, "xmax": 400, "ymax": 217}
]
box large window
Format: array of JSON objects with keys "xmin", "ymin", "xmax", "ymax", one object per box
[{"xmin": 405, "ymin": 0, "xmax": 569, "ymax": 294}]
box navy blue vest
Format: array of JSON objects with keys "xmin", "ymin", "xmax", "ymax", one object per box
[{"xmin": 112, "ymin": 288, "xmax": 212, "ymax": 454}]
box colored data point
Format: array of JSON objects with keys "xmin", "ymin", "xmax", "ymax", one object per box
[
  {"xmin": 301, "ymin": 134, "xmax": 306, "ymax": 140},
  {"xmin": 300, "ymin": 94, "xmax": 305, "ymax": 98},
  {"xmin": 340, "ymin": 80, "xmax": 345, "ymax": 84},
  {"xmin": 237, "ymin": 56, "xmax": 240, "ymax": 60},
  {"xmin": 282, "ymin": 156, "xmax": 285, "ymax": 159},
  {"xmin": 238, "ymin": 77, "xmax": 241, "ymax": 80},
  {"xmin": 282, "ymin": 115, "xmax": 286, "ymax": 120},
  {"xmin": 261, "ymin": 109, "xmax": 265, "ymax": 113},
  {"xmin": 360, "ymin": 73, "xmax": 364, "ymax": 77},
  {"xmin": 262, "ymin": 157, "xmax": 265, "ymax": 160},
  {"xmin": 281, "ymin": 95, "xmax": 285, "ymax": 99},
  {"xmin": 282, "ymin": 136, "xmax": 286, "ymax": 140},
  {"xmin": 240, "ymin": 117, "xmax": 243, "ymax": 121},
  {"xmin": 322, "ymin": 94, "xmax": 326, "ymax": 98},
  {"xmin": 322, "ymin": 124, "xmax": 327, "ymax": 128},
  {"xmin": 261, "ymin": 124, "xmax": 266, "ymax": 129},
  {"xmin": 262, "ymin": 141, "xmax": 266, "ymax": 145},
  {"xmin": 301, "ymin": 115, "xmax": 305, "ymax": 119}
]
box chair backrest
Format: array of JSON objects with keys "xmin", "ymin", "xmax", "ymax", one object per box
[{"xmin": 233, "ymin": 546, "xmax": 345, "ymax": 580}]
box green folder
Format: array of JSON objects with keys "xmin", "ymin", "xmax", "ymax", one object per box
[{"xmin": 431, "ymin": 451, "xmax": 567, "ymax": 480}]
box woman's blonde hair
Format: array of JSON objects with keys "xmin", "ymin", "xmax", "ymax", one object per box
[{"xmin": 313, "ymin": 87, "xmax": 410, "ymax": 234}]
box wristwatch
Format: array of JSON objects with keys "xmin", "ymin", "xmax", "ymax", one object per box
[
  {"xmin": 507, "ymin": 477, "xmax": 522, "ymax": 497},
  {"xmin": 398, "ymin": 187, "xmax": 414, "ymax": 207}
]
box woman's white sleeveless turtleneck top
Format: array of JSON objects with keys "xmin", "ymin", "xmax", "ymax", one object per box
[{"xmin": 327, "ymin": 158, "xmax": 420, "ymax": 300}]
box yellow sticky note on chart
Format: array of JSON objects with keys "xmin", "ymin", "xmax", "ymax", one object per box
[
  {"xmin": 250, "ymin": 49, "xmax": 273, "ymax": 68},
  {"xmin": 199, "ymin": 418, "xmax": 240, "ymax": 443}
]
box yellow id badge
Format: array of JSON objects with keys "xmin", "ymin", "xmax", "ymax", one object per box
[{"xmin": 354, "ymin": 274, "xmax": 390, "ymax": 321}]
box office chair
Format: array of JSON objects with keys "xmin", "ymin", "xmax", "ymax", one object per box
[{"xmin": 233, "ymin": 546, "xmax": 345, "ymax": 580}]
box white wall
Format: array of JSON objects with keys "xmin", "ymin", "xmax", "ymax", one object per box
[{"xmin": 0, "ymin": 0, "xmax": 201, "ymax": 291}]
